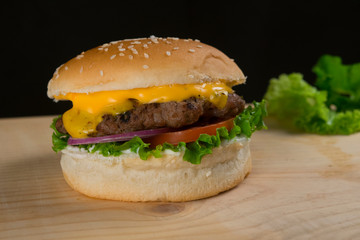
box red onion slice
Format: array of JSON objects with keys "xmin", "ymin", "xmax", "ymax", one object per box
[{"xmin": 67, "ymin": 128, "xmax": 171, "ymax": 145}]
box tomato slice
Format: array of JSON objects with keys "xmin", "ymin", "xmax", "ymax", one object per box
[{"xmin": 144, "ymin": 118, "xmax": 234, "ymax": 146}]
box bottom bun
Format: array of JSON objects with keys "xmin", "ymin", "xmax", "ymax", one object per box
[{"xmin": 60, "ymin": 137, "xmax": 252, "ymax": 202}]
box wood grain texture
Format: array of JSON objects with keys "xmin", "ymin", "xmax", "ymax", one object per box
[{"xmin": 1, "ymin": 116, "xmax": 360, "ymax": 240}]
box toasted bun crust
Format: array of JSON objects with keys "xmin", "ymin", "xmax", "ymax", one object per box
[
  {"xmin": 60, "ymin": 137, "xmax": 251, "ymax": 202},
  {"xmin": 47, "ymin": 36, "xmax": 246, "ymax": 98}
]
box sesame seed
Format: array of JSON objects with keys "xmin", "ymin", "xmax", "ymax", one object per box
[
  {"xmin": 188, "ymin": 49, "xmax": 195, "ymax": 53},
  {"xmin": 54, "ymin": 66, "xmax": 61, "ymax": 75},
  {"xmin": 110, "ymin": 54, "xmax": 116, "ymax": 60},
  {"xmin": 64, "ymin": 66, "xmax": 68, "ymax": 70},
  {"xmin": 196, "ymin": 45, "xmax": 203, "ymax": 48},
  {"xmin": 173, "ymin": 47, "xmax": 179, "ymax": 50},
  {"xmin": 150, "ymin": 35, "xmax": 159, "ymax": 43},
  {"xmin": 102, "ymin": 43, "xmax": 110, "ymax": 47},
  {"xmin": 143, "ymin": 44, "xmax": 149, "ymax": 48},
  {"xmin": 166, "ymin": 41, "xmax": 172, "ymax": 44},
  {"xmin": 143, "ymin": 65, "xmax": 149, "ymax": 69},
  {"xmin": 129, "ymin": 55, "xmax": 133, "ymax": 60},
  {"xmin": 144, "ymin": 53, "xmax": 149, "ymax": 58},
  {"xmin": 131, "ymin": 41, "xmax": 141, "ymax": 44},
  {"xmin": 170, "ymin": 37, "xmax": 179, "ymax": 40},
  {"xmin": 195, "ymin": 39, "xmax": 200, "ymax": 42},
  {"xmin": 98, "ymin": 47, "xmax": 103, "ymax": 51},
  {"xmin": 118, "ymin": 48, "xmax": 126, "ymax": 51},
  {"xmin": 80, "ymin": 66, "xmax": 83, "ymax": 73},
  {"xmin": 110, "ymin": 40, "xmax": 119, "ymax": 44},
  {"xmin": 104, "ymin": 48, "xmax": 108, "ymax": 52},
  {"xmin": 119, "ymin": 53, "xmax": 125, "ymax": 56},
  {"xmin": 100, "ymin": 70, "xmax": 104, "ymax": 76},
  {"xmin": 131, "ymin": 48, "xmax": 138, "ymax": 55},
  {"xmin": 183, "ymin": 39, "xmax": 189, "ymax": 42},
  {"xmin": 166, "ymin": 51, "xmax": 171, "ymax": 56},
  {"xmin": 76, "ymin": 54, "xmax": 84, "ymax": 59},
  {"xmin": 128, "ymin": 45, "xmax": 134, "ymax": 49}
]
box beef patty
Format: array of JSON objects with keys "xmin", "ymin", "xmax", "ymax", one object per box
[{"xmin": 56, "ymin": 93, "xmax": 245, "ymax": 137}]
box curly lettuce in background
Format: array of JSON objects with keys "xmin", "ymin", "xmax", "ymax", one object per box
[{"xmin": 264, "ymin": 55, "xmax": 360, "ymax": 135}]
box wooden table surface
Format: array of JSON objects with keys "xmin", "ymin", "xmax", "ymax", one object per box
[{"xmin": 1, "ymin": 116, "xmax": 360, "ymax": 240}]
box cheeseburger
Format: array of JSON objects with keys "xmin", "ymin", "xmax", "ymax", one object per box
[{"xmin": 48, "ymin": 36, "xmax": 266, "ymax": 202}]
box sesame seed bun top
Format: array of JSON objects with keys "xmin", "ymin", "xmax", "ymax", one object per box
[{"xmin": 47, "ymin": 36, "xmax": 246, "ymax": 98}]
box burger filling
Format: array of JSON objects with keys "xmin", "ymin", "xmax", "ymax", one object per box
[
  {"xmin": 56, "ymin": 93, "xmax": 245, "ymax": 137},
  {"xmin": 54, "ymin": 82, "xmax": 245, "ymax": 138}
]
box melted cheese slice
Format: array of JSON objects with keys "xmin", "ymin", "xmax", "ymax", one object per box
[{"xmin": 55, "ymin": 82, "xmax": 233, "ymax": 138}]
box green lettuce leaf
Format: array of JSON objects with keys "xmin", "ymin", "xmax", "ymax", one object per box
[
  {"xmin": 313, "ymin": 55, "xmax": 360, "ymax": 111},
  {"xmin": 182, "ymin": 101, "xmax": 267, "ymax": 164},
  {"xmin": 264, "ymin": 73, "xmax": 360, "ymax": 135},
  {"xmin": 51, "ymin": 100, "xmax": 267, "ymax": 164},
  {"xmin": 50, "ymin": 116, "xmax": 69, "ymax": 152}
]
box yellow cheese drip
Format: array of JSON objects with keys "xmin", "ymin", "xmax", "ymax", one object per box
[{"xmin": 55, "ymin": 82, "xmax": 233, "ymax": 138}]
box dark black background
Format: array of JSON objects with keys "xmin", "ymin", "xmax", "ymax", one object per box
[{"xmin": 2, "ymin": 0, "xmax": 360, "ymax": 118}]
